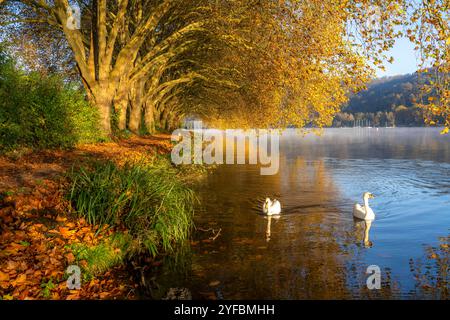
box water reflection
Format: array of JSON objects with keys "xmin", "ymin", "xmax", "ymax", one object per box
[
  {"xmin": 264, "ymin": 215, "xmax": 279, "ymax": 242},
  {"xmin": 354, "ymin": 219, "xmax": 373, "ymax": 248},
  {"xmin": 187, "ymin": 157, "xmax": 355, "ymax": 299},
  {"xmin": 145, "ymin": 128, "xmax": 450, "ymax": 299},
  {"xmin": 409, "ymin": 235, "xmax": 449, "ymax": 299}
]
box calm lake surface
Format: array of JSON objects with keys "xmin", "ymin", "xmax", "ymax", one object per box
[{"xmin": 151, "ymin": 127, "xmax": 449, "ymax": 299}]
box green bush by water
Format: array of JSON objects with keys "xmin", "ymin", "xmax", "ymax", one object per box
[
  {"xmin": 67, "ymin": 160, "xmax": 195, "ymax": 257},
  {"xmin": 0, "ymin": 47, "xmax": 101, "ymax": 151}
]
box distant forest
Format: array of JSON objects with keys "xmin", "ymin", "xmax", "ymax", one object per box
[{"xmin": 332, "ymin": 73, "xmax": 426, "ymax": 127}]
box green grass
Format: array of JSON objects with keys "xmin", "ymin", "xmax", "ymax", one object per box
[
  {"xmin": 68, "ymin": 233, "xmax": 133, "ymax": 279},
  {"xmin": 67, "ymin": 160, "xmax": 195, "ymax": 257},
  {"xmin": 40, "ymin": 279, "xmax": 56, "ymax": 299}
]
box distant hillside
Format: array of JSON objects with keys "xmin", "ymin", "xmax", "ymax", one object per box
[
  {"xmin": 345, "ymin": 73, "xmax": 419, "ymax": 113},
  {"xmin": 332, "ymin": 72, "xmax": 426, "ymax": 127}
]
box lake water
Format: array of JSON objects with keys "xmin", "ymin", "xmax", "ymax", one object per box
[{"xmin": 150, "ymin": 127, "xmax": 449, "ymax": 300}]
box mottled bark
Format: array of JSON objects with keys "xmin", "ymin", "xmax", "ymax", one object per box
[
  {"xmin": 129, "ymin": 78, "xmax": 146, "ymax": 133},
  {"xmin": 114, "ymin": 79, "xmax": 130, "ymax": 131},
  {"xmin": 144, "ymin": 102, "xmax": 155, "ymax": 134},
  {"xmin": 93, "ymin": 86, "xmax": 113, "ymax": 135}
]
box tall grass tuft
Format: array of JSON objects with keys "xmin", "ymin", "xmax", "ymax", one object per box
[{"xmin": 67, "ymin": 160, "xmax": 195, "ymax": 256}]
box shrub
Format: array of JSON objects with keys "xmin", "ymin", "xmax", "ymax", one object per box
[
  {"xmin": 0, "ymin": 48, "xmax": 101, "ymax": 151},
  {"xmin": 67, "ymin": 160, "xmax": 195, "ymax": 256}
]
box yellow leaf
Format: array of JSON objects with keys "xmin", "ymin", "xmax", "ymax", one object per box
[
  {"xmin": 12, "ymin": 274, "xmax": 27, "ymax": 286},
  {"xmin": 440, "ymin": 127, "xmax": 449, "ymax": 135}
]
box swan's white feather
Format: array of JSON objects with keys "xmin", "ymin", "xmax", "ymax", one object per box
[
  {"xmin": 263, "ymin": 198, "xmax": 281, "ymax": 215},
  {"xmin": 353, "ymin": 203, "xmax": 366, "ymax": 220},
  {"xmin": 353, "ymin": 201, "xmax": 375, "ymax": 220}
]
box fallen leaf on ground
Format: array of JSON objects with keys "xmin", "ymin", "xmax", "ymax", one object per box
[
  {"xmin": 0, "ymin": 272, "xmax": 9, "ymax": 282},
  {"xmin": 209, "ymin": 280, "xmax": 220, "ymax": 287}
]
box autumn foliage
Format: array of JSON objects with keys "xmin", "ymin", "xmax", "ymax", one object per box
[
  {"xmin": 0, "ymin": 136, "xmax": 178, "ymax": 300},
  {"xmin": 2, "ymin": 0, "xmax": 448, "ymax": 132}
]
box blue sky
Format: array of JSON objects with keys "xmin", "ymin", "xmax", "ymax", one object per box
[{"xmin": 376, "ymin": 37, "xmax": 419, "ymax": 78}]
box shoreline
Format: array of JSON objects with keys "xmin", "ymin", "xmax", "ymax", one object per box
[{"xmin": 0, "ymin": 134, "xmax": 194, "ymax": 300}]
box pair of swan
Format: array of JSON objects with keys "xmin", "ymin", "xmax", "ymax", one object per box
[
  {"xmin": 262, "ymin": 193, "xmax": 376, "ymax": 245},
  {"xmin": 262, "ymin": 192, "xmax": 376, "ymax": 220}
]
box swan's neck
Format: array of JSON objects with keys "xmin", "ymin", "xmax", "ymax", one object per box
[{"xmin": 363, "ymin": 198, "xmax": 370, "ymax": 210}]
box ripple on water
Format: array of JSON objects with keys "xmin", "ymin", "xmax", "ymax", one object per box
[{"xmin": 164, "ymin": 129, "xmax": 450, "ymax": 299}]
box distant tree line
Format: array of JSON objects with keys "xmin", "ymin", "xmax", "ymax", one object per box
[{"xmin": 332, "ymin": 107, "xmax": 425, "ymax": 127}]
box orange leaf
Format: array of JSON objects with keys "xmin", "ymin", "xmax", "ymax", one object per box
[
  {"xmin": 6, "ymin": 260, "xmax": 18, "ymax": 270},
  {"xmin": 56, "ymin": 216, "xmax": 67, "ymax": 222},
  {"xmin": 12, "ymin": 274, "xmax": 27, "ymax": 286},
  {"xmin": 99, "ymin": 292, "xmax": 110, "ymax": 299},
  {"xmin": 58, "ymin": 227, "xmax": 75, "ymax": 238},
  {"xmin": 66, "ymin": 293, "xmax": 80, "ymax": 300},
  {"xmin": 0, "ymin": 271, "xmax": 10, "ymax": 282},
  {"xmin": 66, "ymin": 252, "xmax": 75, "ymax": 263}
]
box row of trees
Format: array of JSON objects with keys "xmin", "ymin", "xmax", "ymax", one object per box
[
  {"xmin": 0, "ymin": 1, "xmax": 449, "ymax": 135},
  {"xmin": 332, "ymin": 106, "xmax": 426, "ymax": 128}
]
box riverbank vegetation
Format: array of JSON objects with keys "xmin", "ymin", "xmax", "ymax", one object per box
[
  {"xmin": 0, "ymin": 136, "xmax": 199, "ymax": 299},
  {"xmin": 0, "ymin": 48, "xmax": 101, "ymax": 151},
  {"xmin": 68, "ymin": 159, "xmax": 195, "ymax": 257}
]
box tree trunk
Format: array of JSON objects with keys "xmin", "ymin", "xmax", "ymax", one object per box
[
  {"xmin": 114, "ymin": 79, "xmax": 130, "ymax": 131},
  {"xmin": 100, "ymin": 104, "xmax": 112, "ymax": 135},
  {"xmin": 129, "ymin": 78, "xmax": 146, "ymax": 134},
  {"xmin": 114, "ymin": 99, "xmax": 128, "ymax": 131},
  {"xmin": 92, "ymin": 86, "xmax": 113, "ymax": 135},
  {"xmin": 160, "ymin": 108, "xmax": 169, "ymax": 132},
  {"xmin": 144, "ymin": 102, "xmax": 155, "ymax": 134},
  {"xmin": 166, "ymin": 112, "xmax": 175, "ymax": 131},
  {"xmin": 129, "ymin": 103, "xmax": 141, "ymax": 134}
]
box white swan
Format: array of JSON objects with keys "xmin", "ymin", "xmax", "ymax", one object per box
[
  {"xmin": 263, "ymin": 198, "xmax": 281, "ymax": 215},
  {"xmin": 353, "ymin": 192, "xmax": 375, "ymax": 220}
]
